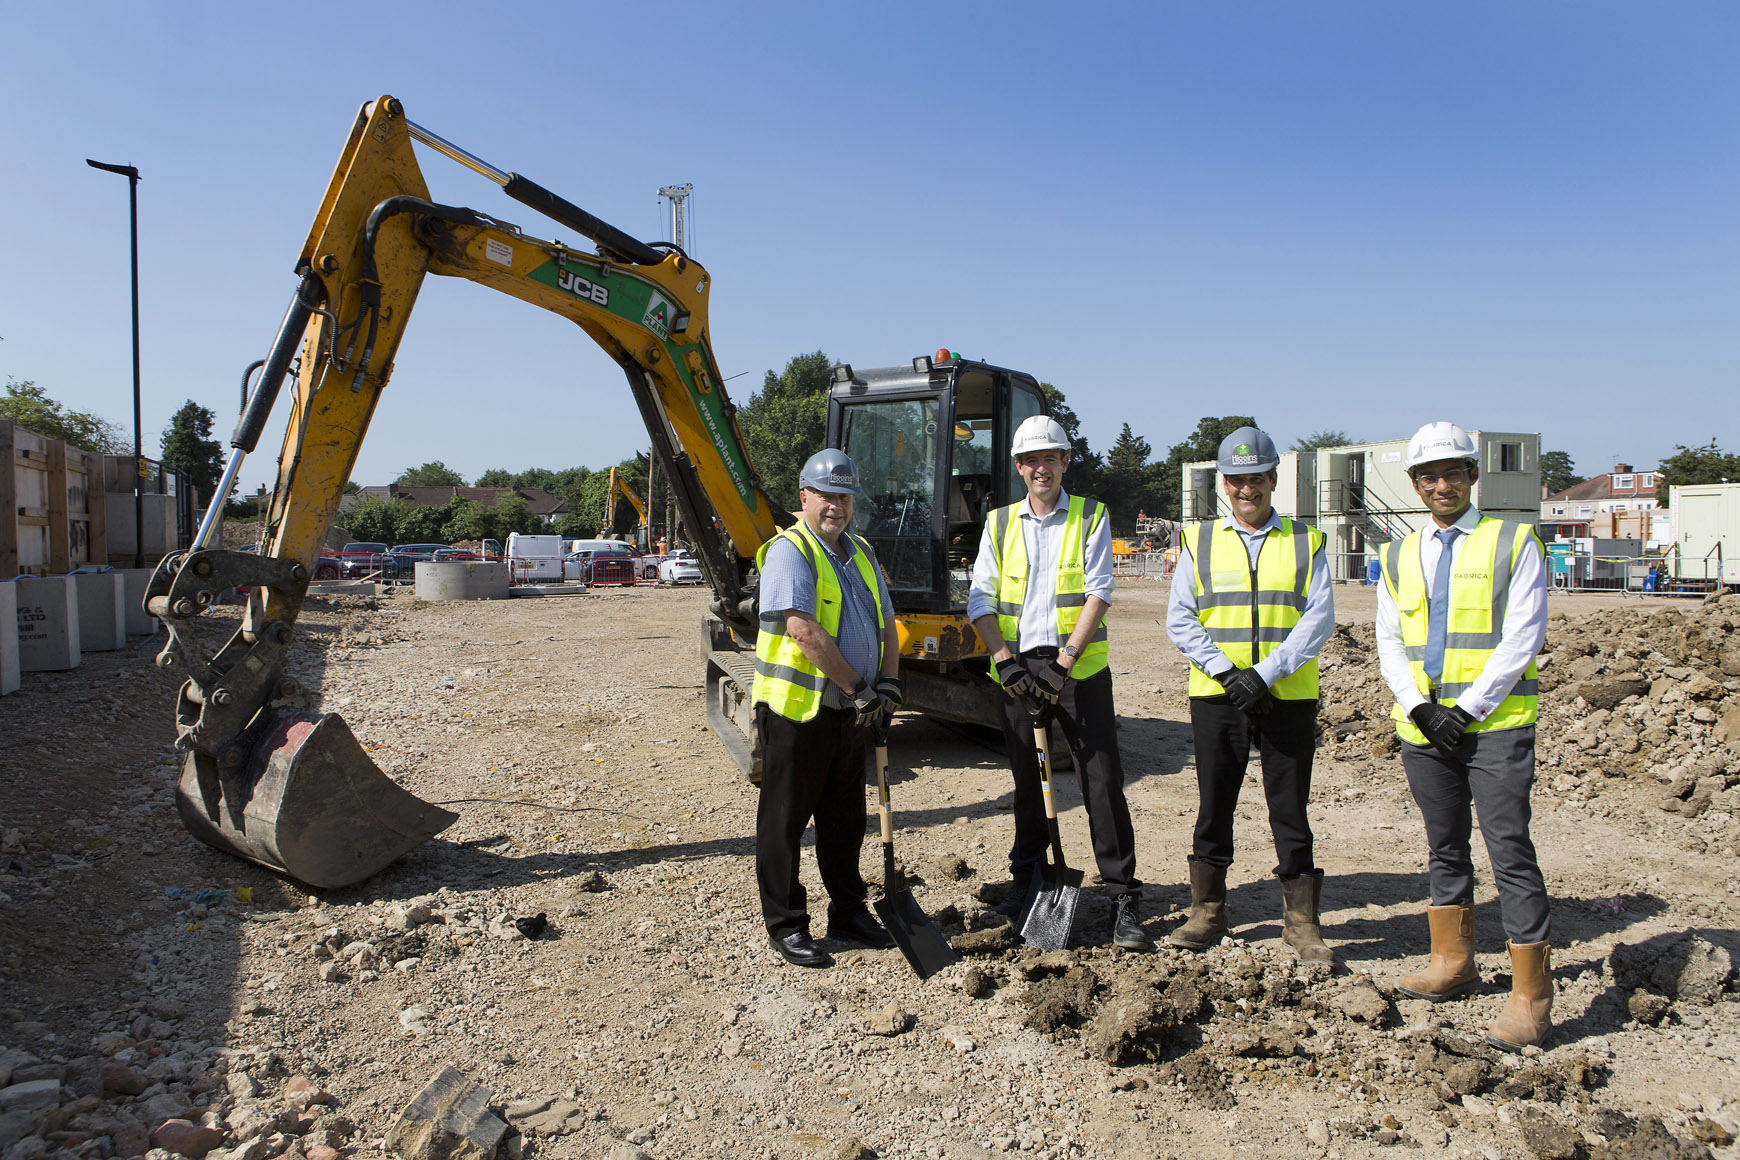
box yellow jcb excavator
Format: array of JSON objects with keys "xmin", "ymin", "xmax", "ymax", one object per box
[
  {"xmin": 604, "ymin": 465, "xmax": 650, "ymax": 551},
  {"xmin": 147, "ymin": 96, "xmax": 1053, "ymax": 889}
]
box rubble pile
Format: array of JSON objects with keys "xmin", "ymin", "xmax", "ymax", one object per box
[{"xmin": 1312, "ymin": 593, "xmax": 1740, "ymax": 842}]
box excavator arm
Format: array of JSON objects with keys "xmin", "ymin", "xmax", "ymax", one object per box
[
  {"xmin": 145, "ymin": 96, "xmax": 784, "ymax": 887},
  {"xmin": 605, "ymin": 466, "xmax": 650, "ymax": 545}
]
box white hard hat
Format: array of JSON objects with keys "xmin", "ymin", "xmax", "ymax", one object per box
[
  {"xmin": 1012, "ymin": 415, "xmax": 1070, "ymax": 458},
  {"xmin": 1404, "ymin": 422, "xmax": 1479, "ymax": 472}
]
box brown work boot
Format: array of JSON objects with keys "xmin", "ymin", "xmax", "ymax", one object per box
[
  {"xmin": 1280, "ymin": 872, "xmax": 1334, "ymax": 965},
  {"xmin": 1166, "ymin": 862, "xmax": 1228, "ymax": 951},
  {"xmin": 1486, "ymin": 940, "xmax": 1553, "ymax": 1052},
  {"xmin": 1396, "ymin": 904, "xmax": 1479, "ymax": 1001}
]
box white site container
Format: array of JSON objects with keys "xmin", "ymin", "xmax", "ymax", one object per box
[
  {"xmin": 13, "ymin": 574, "xmax": 80, "ymax": 671},
  {"xmin": 73, "ymin": 570, "xmax": 128, "ymax": 652},
  {"xmin": 1669, "ymin": 483, "xmax": 1740, "ymax": 585},
  {"xmin": 0, "ymin": 582, "xmax": 19, "ymax": 695}
]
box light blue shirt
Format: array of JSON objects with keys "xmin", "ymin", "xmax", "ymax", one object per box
[
  {"xmin": 760, "ymin": 530, "xmax": 894, "ymax": 708},
  {"xmin": 966, "ymin": 491, "xmax": 1115, "ymax": 650},
  {"xmin": 1165, "ymin": 511, "xmax": 1335, "ymax": 688}
]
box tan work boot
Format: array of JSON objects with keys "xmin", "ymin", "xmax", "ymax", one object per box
[
  {"xmin": 1396, "ymin": 904, "xmax": 1479, "ymax": 1001},
  {"xmin": 1166, "ymin": 861, "xmax": 1228, "ymax": 951},
  {"xmin": 1486, "ymin": 940, "xmax": 1553, "ymax": 1052},
  {"xmin": 1280, "ymin": 872, "xmax": 1335, "ymax": 965}
]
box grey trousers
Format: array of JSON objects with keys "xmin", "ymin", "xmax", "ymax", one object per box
[{"xmin": 1401, "ymin": 724, "xmax": 1550, "ymax": 945}]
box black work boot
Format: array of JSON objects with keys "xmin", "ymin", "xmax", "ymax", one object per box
[
  {"xmin": 1111, "ymin": 894, "xmax": 1154, "ymax": 952},
  {"xmin": 990, "ymin": 873, "xmax": 1038, "ymax": 921},
  {"xmin": 1166, "ymin": 861, "xmax": 1228, "ymax": 951}
]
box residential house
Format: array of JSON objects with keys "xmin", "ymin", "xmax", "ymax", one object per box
[{"xmin": 1540, "ymin": 464, "xmax": 1660, "ymax": 543}]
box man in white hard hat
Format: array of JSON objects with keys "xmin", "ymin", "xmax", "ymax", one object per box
[
  {"xmin": 968, "ymin": 415, "xmax": 1151, "ymax": 951},
  {"xmin": 752, "ymin": 449, "xmax": 904, "ymax": 968},
  {"xmin": 1164, "ymin": 425, "xmax": 1336, "ymax": 963},
  {"xmin": 1377, "ymin": 422, "xmax": 1553, "ymax": 1051}
]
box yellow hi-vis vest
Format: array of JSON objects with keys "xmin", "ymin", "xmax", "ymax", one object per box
[
  {"xmin": 1379, "ymin": 517, "xmax": 1541, "ymax": 744},
  {"xmin": 989, "ymin": 495, "xmax": 1109, "ymax": 679},
  {"xmin": 1186, "ymin": 518, "xmax": 1325, "ymax": 699},
  {"xmin": 752, "ymin": 520, "xmax": 885, "ymax": 723}
]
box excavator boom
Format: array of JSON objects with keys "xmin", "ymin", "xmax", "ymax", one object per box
[{"xmin": 147, "ymin": 97, "xmax": 784, "ymax": 887}]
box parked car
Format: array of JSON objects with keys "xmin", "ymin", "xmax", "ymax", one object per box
[
  {"xmin": 562, "ymin": 539, "xmax": 641, "ymax": 585},
  {"xmin": 657, "ymin": 551, "xmax": 704, "ymax": 585},
  {"xmin": 338, "ymin": 542, "xmax": 392, "ymax": 580},
  {"xmin": 388, "ymin": 542, "xmax": 451, "ymax": 581},
  {"xmin": 430, "ymin": 548, "xmax": 481, "ymax": 562}
]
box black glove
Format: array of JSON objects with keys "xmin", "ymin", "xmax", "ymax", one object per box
[
  {"xmin": 1033, "ymin": 659, "xmax": 1070, "ymax": 705},
  {"xmin": 1410, "ymin": 702, "xmax": 1474, "ymax": 759},
  {"xmin": 874, "ymin": 675, "xmax": 905, "ymax": 711},
  {"xmin": 1222, "ymin": 667, "xmax": 1272, "ymax": 716},
  {"xmin": 848, "ymin": 683, "xmax": 889, "ymax": 729},
  {"xmin": 996, "ymin": 657, "xmax": 1036, "ymax": 700}
]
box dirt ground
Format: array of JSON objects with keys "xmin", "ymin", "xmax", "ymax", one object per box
[{"xmin": 3, "ymin": 577, "xmax": 1738, "ymax": 1160}]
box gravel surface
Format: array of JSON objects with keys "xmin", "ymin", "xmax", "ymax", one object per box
[{"xmin": 2, "ymin": 580, "xmax": 1738, "ymax": 1160}]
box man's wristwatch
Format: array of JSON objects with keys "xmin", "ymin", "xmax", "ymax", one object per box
[{"xmin": 1061, "ymin": 644, "xmax": 1080, "ymax": 659}]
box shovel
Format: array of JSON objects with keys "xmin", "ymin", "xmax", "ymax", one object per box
[
  {"xmin": 1020, "ymin": 709, "xmax": 1083, "ymax": 951},
  {"xmin": 870, "ymin": 727, "xmax": 959, "ymax": 980}
]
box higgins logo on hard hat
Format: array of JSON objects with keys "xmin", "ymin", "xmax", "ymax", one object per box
[{"xmin": 1215, "ymin": 427, "xmax": 1279, "ymax": 474}]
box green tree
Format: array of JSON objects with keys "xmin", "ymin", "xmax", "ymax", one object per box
[
  {"xmin": 1539, "ymin": 450, "xmax": 1585, "ymax": 496},
  {"xmin": 440, "ymin": 499, "xmax": 495, "ymax": 543},
  {"xmin": 1656, "ymin": 440, "xmax": 1740, "ymax": 508},
  {"xmin": 1150, "ymin": 415, "xmax": 1259, "ymax": 520},
  {"xmin": 474, "ymin": 468, "xmax": 515, "ymax": 487},
  {"xmin": 490, "ymin": 493, "xmax": 543, "ymax": 538},
  {"xmin": 159, "ymin": 400, "xmax": 226, "ymax": 503},
  {"xmin": 0, "ymin": 378, "xmax": 126, "ymax": 453},
  {"xmin": 1101, "ymin": 424, "xmax": 1166, "ymax": 532},
  {"xmin": 343, "ymin": 495, "xmax": 405, "ymax": 543},
  {"xmin": 1038, "ymin": 382, "xmax": 1104, "ymax": 498},
  {"xmin": 344, "ymin": 480, "xmax": 361, "ymax": 495},
  {"xmin": 1290, "ymin": 429, "xmax": 1354, "ymax": 452},
  {"xmin": 736, "ymin": 351, "xmax": 831, "ymax": 510},
  {"xmin": 395, "ymin": 460, "xmax": 467, "ymax": 487}
]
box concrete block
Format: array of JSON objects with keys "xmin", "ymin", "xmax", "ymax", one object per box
[
  {"xmin": 0, "ymin": 583, "xmax": 17, "ymax": 696},
  {"xmin": 117, "ymin": 568, "xmax": 160, "ymax": 636},
  {"xmin": 13, "ymin": 575, "xmax": 80, "ymax": 672},
  {"xmin": 73, "ymin": 571, "xmax": 127, "ymax": 652},
  {"xmin": 415, "ymin": 561, "xmax": 509, "ymax": 601}
]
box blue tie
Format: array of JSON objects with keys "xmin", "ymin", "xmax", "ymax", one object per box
[{"xmin": 1424, "ymin": 528, "xmax": 1461, "ymax": 686}]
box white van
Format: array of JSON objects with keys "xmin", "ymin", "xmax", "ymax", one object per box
[{"xmin": 505, "ymin": 533, "xmax": 565, "ymax": 583}]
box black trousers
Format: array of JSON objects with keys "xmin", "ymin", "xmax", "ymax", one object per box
[
  {"xmin": 1188, "ymin": 696, "xmax": 1318, "ymax": 877},
  {"xmin": 755, "ymin": 706, "xmax": 869, "ymax": 939},
  {"xmin": 1402, "ymin": 725, "xmax": 1550, "ymax": 944},
  {"xmin": 999, "ymin": 657, "xmax": 1140, "ymax": 897}
]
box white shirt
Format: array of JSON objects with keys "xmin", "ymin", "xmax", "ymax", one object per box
[
  {"xmin": 1374, "ymin": 506, "xmax": 1547, "ymax": 719},
  {"xmin": 1165, "ymin": 511, "xmax": 1335, "ymax": 688},
  {"xmin": 966, "ymin": 490, "xmax": 1115, "ymax": 650}
]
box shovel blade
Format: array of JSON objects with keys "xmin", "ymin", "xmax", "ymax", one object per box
[
  {"xmin": 874, "ymin": 887, "xmax": 960, "ymax": 980},
  {"xmin": 1020, "ymin": 864, "xmax": 1084, "ymax": 951},
  {"xmin": 175, "ymin": 708, "xmax": 458, "ymax": 889}
]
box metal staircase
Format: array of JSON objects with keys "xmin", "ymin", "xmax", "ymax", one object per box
[{"xmin": 1318, "ymin": 478, "xmax": 1418, "ymax": 543}]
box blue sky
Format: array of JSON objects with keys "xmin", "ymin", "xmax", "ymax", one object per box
[{"xmin": 3, "ymin": 2, "xmax": 1734, "ymax": 499}]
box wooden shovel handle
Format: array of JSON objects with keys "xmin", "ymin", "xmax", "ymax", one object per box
[{"xmin": 875, "ymin": 744, "xmax": 894, "ymax": 844}]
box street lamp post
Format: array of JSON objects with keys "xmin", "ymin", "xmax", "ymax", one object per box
[{"xmin": 86, "ymin": 158, "xmax": 145, "ymax": 568}]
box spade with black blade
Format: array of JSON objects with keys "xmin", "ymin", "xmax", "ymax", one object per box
[
  {"xmin": 1020, "ymin": 707, "xmax": 1083, "ymax": 951},
  {"xmin": 870, "ymin": 725, "xmax": 959, "ymax": 980}
]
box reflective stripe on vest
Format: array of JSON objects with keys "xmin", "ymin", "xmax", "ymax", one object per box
[
  {"xmin": 1186, "ymin": 517, "xmax": 1324, "ymax": 699},
  {"xmin": 989, "ymin": 495, "xmax": 1110, "ymax": 679},
  {"xmin": 751, "ymin": 521, "xmax": 885, "ymax": 723},
  {"xmin": 1379, "ymin": 517, "xmax": 1540, "ymax": 742}
]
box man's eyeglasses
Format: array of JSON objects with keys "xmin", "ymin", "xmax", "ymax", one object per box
[{"xmin": 1413, "ymin": 467, "xmax": 1471, "ymax": 487}]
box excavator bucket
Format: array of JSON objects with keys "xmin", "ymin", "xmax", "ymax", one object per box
[{"xmin": 175, "ymin": 708, "xmax": 457, "ymax": 890}]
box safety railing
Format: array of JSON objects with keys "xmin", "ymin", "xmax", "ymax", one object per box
[{"xmin": 1317, "ymin": 479, "xmax": 1418, "ymax": 543}]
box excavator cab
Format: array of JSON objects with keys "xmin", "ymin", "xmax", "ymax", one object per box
[{"xmin": 827, "ymin": 351, "xmax": 1047, "ymax": 649}]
